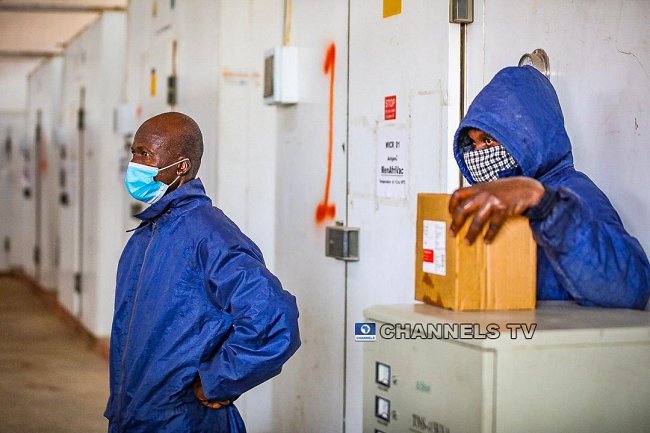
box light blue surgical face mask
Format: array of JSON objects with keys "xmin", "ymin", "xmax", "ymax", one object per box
[{"xmin": 125, "ymin": 158, "xmax": 189, "ymax": 204}]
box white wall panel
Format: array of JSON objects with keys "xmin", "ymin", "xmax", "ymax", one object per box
[
  {"xmin": 270, "ymin": 0, "xmax": 349, "ymax": 431},
  {"xmin": 0, "ymin": 61, "xmax": 34, "ymax": 114},
  {"xmin": 215, "ymin": 0, "xmax": 282, "ymax": 274},
  {"xmin": 59, "ymin": 12, "xmax": 127, "ymax": 336},
  {"xmin": 347, "ymin": 2, "xmax": 454, "ymax": 431},
  {"xmin": 125, "ymin": 0, "xmax": 219, "ymax": 202},
  {"xmin": 26, "ymin": 57, "xmax": 64, "ymax": 290},
  {"xmin": 0, "ymin": 61, "xmax": 35, "ymax": 274},
  {"xmin": 0, "ymin": 114, "xmax": 28, "ymax": 272}
]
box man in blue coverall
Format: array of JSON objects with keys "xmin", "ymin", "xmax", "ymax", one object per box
[
  {"xmin": 105, "ymin": 112, "xmax": 301, "ymax": 432},
  {"xmin": 449, "ymin": 66, "xmax": 650, "ymax": 310}
]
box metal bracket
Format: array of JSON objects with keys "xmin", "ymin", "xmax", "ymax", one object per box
[
  {"xmin": 325, "ymin": 225, "xmax": 360, "ymax": 261},
  {"xmin": 449, "ymin": 0, "xmax": 473, "ymax": 24}
]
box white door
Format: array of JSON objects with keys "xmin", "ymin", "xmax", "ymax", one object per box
[
  {"xmin": 465, "ymin": 0, "xmax": 650, "ymax": 303},
  {"xmin": 347, "ymin": 2, "xmax": 460, "ymax": 432},
  {"xmin": 350, "ymin": 1, "xmax": 650, "ymax": 431},
  {"xmin": 139, "ymin": 37, "xmax": 175, "ymax": 120}
]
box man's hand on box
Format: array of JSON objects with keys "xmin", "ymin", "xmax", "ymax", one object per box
[
  {"xmin": 448, "ymin": 177, "xmax": 544, "ymax": 245},
  {"xmin": 192, "ymin": 376, "xmax": 231, "ymax": 410}
]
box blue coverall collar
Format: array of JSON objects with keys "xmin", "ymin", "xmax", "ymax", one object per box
[{"xmin": 135, "ymin": 177, "xmax": 211, "ymax": 222}]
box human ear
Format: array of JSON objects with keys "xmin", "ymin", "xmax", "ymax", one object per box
[{"xmin": 178, "ymin": 159, "xmax": 191, "ymax": 176}]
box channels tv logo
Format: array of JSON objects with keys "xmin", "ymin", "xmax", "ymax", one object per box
[{"xmin": 355, "ymin": 323, "xmax": 376, "ymax": 342}]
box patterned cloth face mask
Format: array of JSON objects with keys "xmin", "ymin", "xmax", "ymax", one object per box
[{"xmin": 463, "ymin": 146, "xmax": 519, "ymax": 183}]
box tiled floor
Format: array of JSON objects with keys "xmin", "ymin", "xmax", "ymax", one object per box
[{"xmin": 0, "ymin": 277, "xmax": 109, "ymax": 433}]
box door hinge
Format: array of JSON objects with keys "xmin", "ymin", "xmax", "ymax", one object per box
[
  {"xmin": 167, "ymin": 75, "xmax": 177, "ymax": 106},
  {"xmin": 77, "ymin": 108, "xmax": 85, "ymax": 131},
  {"xmin": 74, "ymin": 273, "xmax": 83, "ymax": 295}
]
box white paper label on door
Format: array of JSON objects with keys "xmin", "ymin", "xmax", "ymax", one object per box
[
  {"xmin": 376, "ymin": 124, "xmax": 408, "ymax": 198},
  {"xmin": 423, "ymin": 220, "xmax": 446, "ymax": 276}
]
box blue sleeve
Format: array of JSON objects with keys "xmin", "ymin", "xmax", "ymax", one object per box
[
  {"xmin": 197, "ymin": 240, "xmax": 301, "ymax": 401},
  {"xmin": 530, "ymin": 180, "xmax": 650, "ymax": 310}
]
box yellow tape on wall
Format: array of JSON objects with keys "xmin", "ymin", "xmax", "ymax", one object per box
[
  {"xmin": 150, "ymin": 69, "xmax": 156, "ymax": 97},
  {"xmin": 383, "ymin": 0, "xmax": 402, "ymax": 18}
]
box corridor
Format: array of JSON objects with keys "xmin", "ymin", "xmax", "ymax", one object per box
[{"xmin": 0, "ymin": 277, "xmax": 109, "ymax": 433}]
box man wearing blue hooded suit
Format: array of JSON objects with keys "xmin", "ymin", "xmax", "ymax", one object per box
[
  {"xmin": 449, "ymin": 66, "xmax": 650, "ymax": 310},
  {"xmin": 105, "ymin": 112, "xmax": 301, "ymax": 432}
]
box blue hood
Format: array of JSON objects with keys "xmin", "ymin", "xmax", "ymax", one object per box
[{"xmin": 454, "ymin": 66, "xmax": 574, "ymax": 184}]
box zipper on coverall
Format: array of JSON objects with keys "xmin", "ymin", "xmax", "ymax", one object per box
[{"xmin": 116, "ymin": 221, "xmax": 157, "ymax": 430}]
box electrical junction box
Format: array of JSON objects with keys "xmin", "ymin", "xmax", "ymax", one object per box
[
  {"xmin": 363, "ymin": 302, "xmax": 650, "ymax": 433},
  {"xmin": 54, "ymin": 126, "xmax": 68, "ymax": 148},
  {"xmin": 264, "ymin": 46, "xmax": 298, "ymax": 105},
  {"xmin": 114, "ymin": 103, "xmax": 136, "ymax": 137}
]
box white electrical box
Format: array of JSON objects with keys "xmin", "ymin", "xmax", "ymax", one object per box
[
  {"xmin": 114, "ymin": 102, "xmax": 136, "ymax": 137},
  {"xmin": 54, "ymin": 126, "xmax": 68, "ymax": 148},
  {"xmin": 263, "ymin": 46, "xmax": 298, "ymax": 105},
  {"xmin": 363, "ymin": 302, "xmax": 650, "ymax": 433}
]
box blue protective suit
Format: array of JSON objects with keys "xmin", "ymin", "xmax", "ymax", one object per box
[
  {"xmin": 454, "ymin": 66, "xmax": 650, "ymax": 310},
  {"xmin": 105, "ymin": 178, "xmax": 301, "ymax": 432}
]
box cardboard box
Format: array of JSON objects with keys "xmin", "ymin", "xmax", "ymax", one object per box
[{"xmin": 415, "ymin": 193, "xmax": 536, "ymax": 311}]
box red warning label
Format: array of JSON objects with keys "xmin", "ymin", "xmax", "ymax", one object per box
[
  {"xmin": 423, "ymin": 249, "xmax": 434, "ymax": 263},
  {"xmin": 385, "ymin": 95, "xmax": 396, "ymax": 120}
]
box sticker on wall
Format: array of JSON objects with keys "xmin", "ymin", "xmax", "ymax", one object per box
[
  {"xmin": 376, "ymin": 123, "xmax": 408, "ymax": 199},
  {"xmin": 150, "ymin": 68, "xmax": 157, "ymax": 96},
  {"xmin": 152, "ymin": 1, "xmax": 158, "ymax": 17},
  {"xmin": 385, "ymin": 95, "xmax": 396, "ymax": 120},
  {"xmin": 222, "ymin": 67, "xmax": 261, "ymax": 87},
  {"xmin": 383, "ymin": 0, "xmax": 402, "ymax": 18},
  {"xmin": 423, "ymin": 220, "xmax": 446, "ymax": 276}
]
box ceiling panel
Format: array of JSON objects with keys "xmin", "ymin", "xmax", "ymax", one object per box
[
  {"xmin": 0, "ymin": 0, "xmax": 127, "ymax": 111},
  {"xmin": 0, "ymin": 0, "xmax": 125, "ymax": 8},
  {"xmin": 0, "ymin": 12, "xmax": 99, "ymax": 53}
]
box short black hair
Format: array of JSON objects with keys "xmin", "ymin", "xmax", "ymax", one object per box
[
  {"xmin": 147, "ymin": 112, "xmax": 203, "ymax": 177},
  {"xmin": 173, "ymin": 113, "xmax": 203, "ymax": 177}
]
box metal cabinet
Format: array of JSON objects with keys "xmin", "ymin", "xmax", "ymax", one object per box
[{"xmin": 364, "ymin": 302, "xmax": 650, "ymax": 433}]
